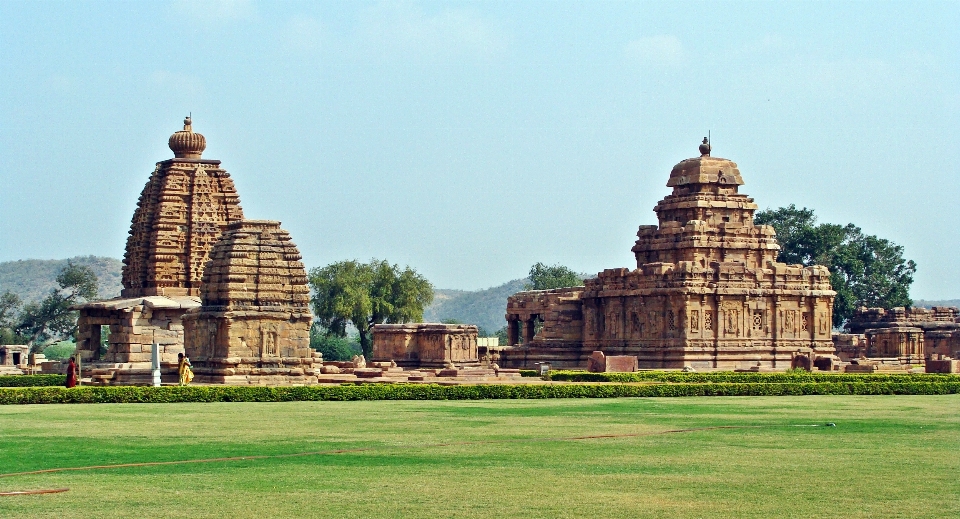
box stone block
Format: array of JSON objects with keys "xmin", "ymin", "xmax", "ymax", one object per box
[{"xmin": 604, "ymin": 355, "xmax": 638, "ymax": 373}]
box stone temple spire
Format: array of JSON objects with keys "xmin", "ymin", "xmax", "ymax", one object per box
[
  {"xmin": 168, "ymin": 115, "xmax": 207, "ymax": 159},
  {"xmin": 121, "ymin": 117, "xmax": 243, "ymax": 297}
]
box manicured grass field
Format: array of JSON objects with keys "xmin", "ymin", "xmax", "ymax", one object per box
[{"xmin": 1, "ymin": 395, "xmax": 958, "ymax": 518}]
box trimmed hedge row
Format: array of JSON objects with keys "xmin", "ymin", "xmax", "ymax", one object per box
[
  {"xmin": 0, "ymin": 374, "xmax": 67, "ymax": 387},
  {"xmin": 545, "ymin": 370, "xmax": 960, "ymax": 384},
  {"xmin": 2, "ymin": 381, "xmax": 959, "ymax": 405}
]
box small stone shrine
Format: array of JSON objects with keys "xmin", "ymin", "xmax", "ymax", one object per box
[
  {"xmin": 501, "ymin": 139, "xmax": 837, "ymax": 370},
  {"xmin": 372, "ymin": 323, "xmax": 479, "ymax": 368},
  {"xmin": 73, "ymin": 118, "xmax": 244, "ymax": 383},
  {"xmin": 183, "ymin": 220, "xmax": 318, "ymax": 385}
]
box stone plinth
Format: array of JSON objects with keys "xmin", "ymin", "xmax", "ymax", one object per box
[
  {"xmin": 372, "ymin": 323, "xmax": 479, "ymax": 368},
  {"xmin": 501, "ymin": 141, "xmax": 836, "ymax": 370},
  {"xmin": 184, "ymin": 220, "xmax": 316, "ymax": 385}
]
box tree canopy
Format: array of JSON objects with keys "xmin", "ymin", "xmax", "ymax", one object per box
[
  {"xmin": 308, "ymin": 259, "xmax": 434, "ymax": 359},
  {"xmin": 1, "ymin": 262, "xmax": 100, "ymax": 350},
  {"xmin": 754, "ymin": 204, "xmax": 916, "ymax": 327},
  {"xmin": 525, "ymin": 262, "xmax": 584, "ymax": 291}
]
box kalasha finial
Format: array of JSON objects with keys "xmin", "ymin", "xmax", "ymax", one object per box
[
  {"xmin": 699, "ymin": 136, "xmax": 711, "ymax": 157},
  {"xmin": 169, "ymin": 115, "xmax": 205, "ymax": 158}
]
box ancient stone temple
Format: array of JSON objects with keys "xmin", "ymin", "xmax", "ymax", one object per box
[
  {"xmin": 843, "ymin": 306, "xmax": 960, "ymax": 361},
  {"xmin": 501, "ymin": 139, "xmax": 837, "ymax": 370},
  {"xmin": 183, "ymin": 220, "xmax": 318, "ymax": 385},
  {"xmin": 73, "ymin": 118, "xmax": 244, "ymax": 382},
  {"xmin": 372, "ymin": 323, "xmax": 480, "ymax": 368}
]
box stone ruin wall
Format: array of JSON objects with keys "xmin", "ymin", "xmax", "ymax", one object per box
[
  {"xmin": 844, "ymin": 306, "xmax": 960, "ymax": 360},
  {"xmin": 75, "ymin": 301, "xmax": 196, "ymax": 364},
  {"xmin": 372, "ymin": 323, "xmax": 479, "ymax": 368}
]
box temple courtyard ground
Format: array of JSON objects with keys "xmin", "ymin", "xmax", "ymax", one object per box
[{"xmin": 1, "ymin": 395, "xmax": 958, "ymax": 518}]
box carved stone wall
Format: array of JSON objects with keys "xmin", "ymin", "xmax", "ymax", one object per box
[
  {"xmin": 847, "ymin": 306, "xmax": 960, "ymax": 359},
  {"xmin": 372, "ymin": 323, "xmax": 479, "ymax": 368},
  {"xmin": 183, "ymin": 220, "xmax": 317, "ymax": 385},
  {"xmin": 501, "ymin": 141, "xmax": 836, "ymax": 370}
]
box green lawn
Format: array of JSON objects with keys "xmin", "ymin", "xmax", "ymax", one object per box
[{"xmin": 1, "ymin": 395, "xmax": 958, "ymax": 518}]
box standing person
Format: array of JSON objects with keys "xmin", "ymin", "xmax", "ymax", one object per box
[
  {"xmin": 178, "ymin": 352, "xmax": 194, "ymax": 385},
  {"xmin": 65, "ymin": 356, "xmax": 78, "ymax": 388}
]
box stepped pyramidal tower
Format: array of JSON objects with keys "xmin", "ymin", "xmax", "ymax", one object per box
[
  {"xmin": 183, "ymin": 220, "xmax": 318, "ymax": 385},
  {"xmin": 122, "ymin": 116, "xmax": 244, "ymax": 297},
  {"xmin": 502, "ymin": 139, "xmax": 837, "ymax": 371}
]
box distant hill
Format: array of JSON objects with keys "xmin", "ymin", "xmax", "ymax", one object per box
[
  {"xmin": 423, "ymin": 278, "xmax": 529, "ymax": 335},
  {"xmin": 0, "ymin": 256, "xmax": 123, "ymax": 303},
  {"xmin": 913, "ymin": 299, "xmax": 960, "ymax": 309}
]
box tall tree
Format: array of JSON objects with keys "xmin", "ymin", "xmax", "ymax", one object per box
[
  {"xmin": 0, "ymin": 291, "xmax": 23, "ymax": 345},
  {"xmin": 755, "ymin": 205, "xmax": 916, "ymax": 326},
  {"xmin": 308, "ymin": 259, "xmax": 434, "ymax": 359},
  {"xmin": 15, "ymin": 262, "xmax": 99, "ymax": 350},
  {"xmin": 525, "ymin": 262, "xmax": 584, "ymax": 290}
]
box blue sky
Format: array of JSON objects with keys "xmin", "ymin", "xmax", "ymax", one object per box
[{"xmin": 1, "ymin": 1, "xmax": 958, "ymax": 298}]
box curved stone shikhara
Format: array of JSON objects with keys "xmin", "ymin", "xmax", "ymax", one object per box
[
  {"xmin": 183, "ymin": 220, "xmax": 318, "ymax": 385},
  {"xmin": 121, "ymin": 118, "xmax": 243, "ymax": 298},
  {"xmin": 503, "ymin": 144, "xmax": 837, "ymax": 371}
]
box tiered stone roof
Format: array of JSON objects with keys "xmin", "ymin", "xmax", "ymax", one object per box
[
  {"xmin": 198, "ymin": 220, "xmax": 311, "ymax": 311},
  {"xmin": 121, "ymin": 117, "xmax": 244, "ymax": 297}
]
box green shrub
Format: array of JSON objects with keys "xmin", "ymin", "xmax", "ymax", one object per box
[
  {"xmin": 0, "ymin": 374, "xmax": 67, "ymax": 387},
  {"xmin": 42, "ymin": 340, "xmax": 77, "ymax": 361},
  {"xmin": 2, "ymin": 381, "xmax": 958, "ymax": 405}
]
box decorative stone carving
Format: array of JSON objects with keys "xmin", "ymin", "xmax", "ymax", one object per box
[
  {"xmin": 183, "ymin": 220, "xmax": 316, "ymax": 385},
  {"xmin": 502, "ymin": 140, "xmax": 836, "ymax": 370},
  {"xmin": 122, "ymin": 116, "xmax": 243, "ymax": 298},
  {"xmin": 372, "ymin": 323, "xmax": 479, "ymax": 368}
]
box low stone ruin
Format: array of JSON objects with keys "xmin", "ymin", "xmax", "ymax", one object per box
[{"xmin": 372, "ymin": 323, "xmax": 480, "ymax": 368}]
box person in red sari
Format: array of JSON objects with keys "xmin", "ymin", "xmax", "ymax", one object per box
[{"xmin": 65, "ymin": 357, "xmax": 78, "ymax": 388}]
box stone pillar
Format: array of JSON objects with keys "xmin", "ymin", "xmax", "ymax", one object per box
[
  {"xmin": 151, "ymin": 343, "xmax": 161, "ymax": 387},
  {"xmin": 523, "ymin": 318, "xmax": 535, "ymax": 345},
  {"xmin": 507, "ymin": 318, "xmax": 520, "ymax": 346}
]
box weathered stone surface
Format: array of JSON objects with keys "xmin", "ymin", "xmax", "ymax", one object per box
[
  {"xmin": 372, "ymin": 323, "xmax": 479, "ymax": 368},
  {"xmin": 501, "ymin": 141, "xmax": 836, "ymax": 371},
  {"xmin": 604, "ymin": 355, "xmax": 638, "ymax": 373},
  {"xmin": 586, "ymin": 351, "xmax": 605, "ymax": 373},
  {"xmin": 122, "ymin": 117, "xmax": 244, "ymax": 298},
  {"xmin": 925, "ymin": 359, "xmax": 960, "ymax": 373},
  {"xmin": 183, "ymin": 220, "xmax": 315, "ymax": 385},
  {"xmin": 74, "ymin": 119, "xmax": 243, "ymax": 379},
  {"xmin": 845, "ymin": 306, "xmax": 960, "ymax": 361}
]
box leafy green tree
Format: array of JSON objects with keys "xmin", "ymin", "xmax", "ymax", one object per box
[
  {"xmin": 755, "ymin": 205, "xmax": 916, "ymax": 327},
  {"xmin": 0, "ymin": 291, "xmax": 24, "ymax": 345},
  {"xmin": 309, "ymin": 324, "xmax": 362, "ymax": 361},
  {"xmin": 525, "ymin": 262, "xmax": 584, "ymax": 291},
  {"xmin": 15, "ymin": 262, "xmax": 99, "ymax": 351},
  {"xmin": 308, "ymin": 259, "xmax": 434, "ymax": 359}
]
